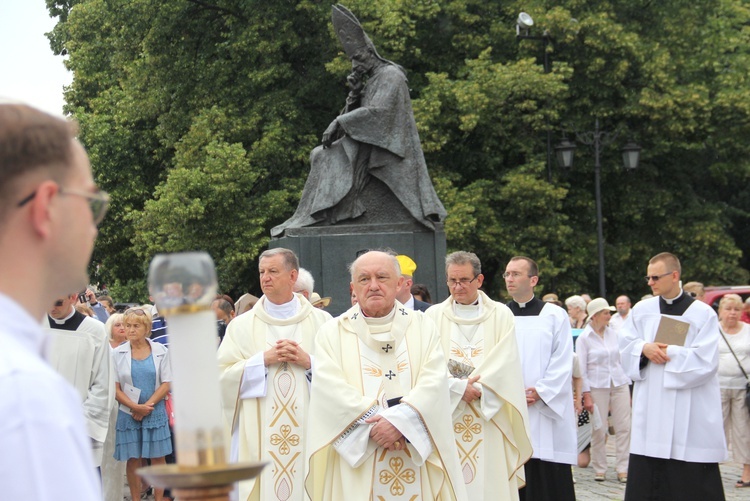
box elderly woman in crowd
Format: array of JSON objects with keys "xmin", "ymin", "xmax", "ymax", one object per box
[
  {"xmin": 106, "ymin": 312, "xmax": 127, "ymax": 349},
  {"xmin": 113, "ymin": 307, "xmax": 173, "ymax": 501},
  {"xmin": 576, "ymin": 298, "xmax": 631, "ymax": 483},
  {"xmin": 565, "ymin": 295, "xmax": 588, "ymax": 329},
  {"xmin": 101, "ymin": 313, "xmax": 127, "ymax": 501},
  {"xmin": 718, "ymin": 294, "xmax": 750, "ymax": 487}
]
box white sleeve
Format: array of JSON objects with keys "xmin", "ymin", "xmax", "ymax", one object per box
[
  {"xmin": 663, "ymin": 311, "xmax": 720, "ymax": 389},
  {"xmin": 477, "ymin": 382, "xmax": 503, "ymax": 421},
  {"xmin": 379, "ymin": 403, "xmax": 433, "ymax": 466},
  {"xmin": 83, "ymin": 326, "xmax": 114, "ymax": 445},
  {"xmin": 576, "ymin": 335, "xmax": 592, "ymax": 392},
  {"xmin": 238, "ymin": 352, "xmax": 267, "ymax": 399},
  {"xmin": 447, "ymin": 376, "xmax": 468, "ymax": 414},
  {"xmin": 333, "ymin": 405, "xmax": 379, "ymax": 468},
  {"xmin": 535, "ymin": 314, "xmax": 574, "ymax": 418},
  {"xmin": 619, "ymin": 312, "xmax": 648, "ymax": 381}
]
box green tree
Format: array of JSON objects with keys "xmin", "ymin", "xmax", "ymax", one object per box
[{"xmin": 48, "ymin": 0, "xmax": 750, "ymax": 302}]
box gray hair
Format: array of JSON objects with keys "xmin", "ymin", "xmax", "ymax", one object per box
[
  {"xmin": 294, "ymin": 267, "xmax": 315, "ymax": 296},
  {"xmin": 349, "ymin": 250, "xmax": 401, "ymax": 280},
  {"xmin": 565, "ymin": 295, "xmax": 587, "ymax": 311},
  {"xmin": 259, "ymin": 247, "xmax": 299, "ymax": 271},
  {"xmin": 445, "ymin": 251, "xmax": 481, "ymax": 276}
]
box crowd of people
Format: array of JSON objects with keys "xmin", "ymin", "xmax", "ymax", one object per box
[
  {"xmin": 27, "ymin": 246, "xmax": 750, "ymax": 501},
  {"xmin": 4, "ymin": 105, "xmax": 750, "ymax": 501}
]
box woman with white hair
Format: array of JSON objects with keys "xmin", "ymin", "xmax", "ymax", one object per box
[
  {"xmin": 565, "ymin": 295, "xmax": 588, "ymax": 329},
  {"xmin": 717, "ymin": 294, "xmax": 750, "ymax": 487},
  {"xmin": 576, "ymin": 298, "xmax": 631, "ymax": 483}
]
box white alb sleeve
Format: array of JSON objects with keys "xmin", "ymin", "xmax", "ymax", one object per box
[{"xmin": 238, "ymin": 352, "xmax": 267, "ymax": 399}]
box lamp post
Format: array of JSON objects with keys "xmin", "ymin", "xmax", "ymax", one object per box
[
  {"xmin": 554, "ymin": 120, "xmax": 641, "ymax": 298},
  {"xmin": 516, "ymin": 12, "xmax": 553, "ymax": 183}
]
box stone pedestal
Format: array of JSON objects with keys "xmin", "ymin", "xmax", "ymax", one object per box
[{"xmin": 270, "ymin": 222, "xmax": 447, "ymax": 316}]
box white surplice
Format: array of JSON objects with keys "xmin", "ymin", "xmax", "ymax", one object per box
[
  {"xmin": 619, "ymin": 295, "xmax": 727, "ymax": 462},
  {"xmin": 44, "ymin": 313, "xmax": 115, "ymax": 466},
  {"xmin": 512, "ymin": 301, "xmax": 577, "ymax": 465}
]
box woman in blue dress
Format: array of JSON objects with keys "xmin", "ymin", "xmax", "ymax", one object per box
[{"xmin": 113, "ymin": 307, "xmax": 172, "ymax": 501}]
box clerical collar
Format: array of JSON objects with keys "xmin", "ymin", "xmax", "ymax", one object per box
[
  {"xmin": 47, "ymin": 309, "xmax": 86, "ymax": 331},
  {"xmin": 658, "ymin": 289, "xmax": 695, "ymax": 316},
  {"xmin": 515, "ymin": 295, "xmax": 534, "ymax": 308},
  {"xmin": 264, "ymin": 295, "xmax": 299, "ymax": 319},
  {"xmin": 363, "ymin": 305, "xmax": 396, "ymax": 326},
  {"xmin": 453, "ymin": 294, "xmax": 482, "ymax": 319},
  {"xmin": 661, "ymin": 289, "xmax": 684, "ymax": 304},
  {"xmin": 49, "ymin": 307, "xmax": 76, "ymax": 325},
  {"xmin": 508, "ymin": 296, "xmax": 545, "ymax": 316}
]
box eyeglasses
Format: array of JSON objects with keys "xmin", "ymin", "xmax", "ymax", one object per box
[
  {"xmin": 53, "ymin": 300, "xmax": 64, "ymax": 307},
  {"xmin": 17, "ymin": 186, "xmax": 110, "ymax": 225},
  {"xmin": 502, "ymin": 272, "xmax": 533, "ymax": 279},
  {"xmin": 645, "ymin": 272, "xmax": 672, "ymax": 283},
  {"xmin": 447, "ymin": 275, "xmax": 479, "ymax": 288},
  {"xmin": 124, "ymin": 308, "xmax": 147, "ymax": 316}
]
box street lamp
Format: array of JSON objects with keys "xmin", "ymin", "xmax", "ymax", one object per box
[
  {"xmin": 516, "ymin": 12, "xmax": 553, "ymax": 182},
  {"xmin": 554, "ymin": 120, "xmax": 641, "ymax": 298}
]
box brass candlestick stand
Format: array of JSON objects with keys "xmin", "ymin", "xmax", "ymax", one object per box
[{"xmin": 138, "ymin": 252, "xmax": 266, "ymax": 500}]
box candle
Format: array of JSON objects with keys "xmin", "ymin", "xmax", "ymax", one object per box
[{"xmin": 149, "ymin": 252, "xmax": 225, "ymax": 466}]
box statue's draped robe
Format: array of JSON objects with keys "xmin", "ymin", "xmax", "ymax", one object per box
[{"xmin": 271, "ymin": 64, "xmax": 446, "ymax": 236}]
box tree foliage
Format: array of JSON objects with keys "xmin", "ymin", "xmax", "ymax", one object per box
[{"xmin": 48, "ymin": 0, "xmax": 750, "ymax": 302}]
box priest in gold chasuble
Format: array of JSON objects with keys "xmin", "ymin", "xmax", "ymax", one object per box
[
  {"xmin": 305, "ymin": 251, "xmax": 466, "ymax": 501},
  {"xmin": 426, "ymin": 251, "xmax": 532, "ymax": 501},
  {"xmin": 218, "ymin": 249, "xmax": 331, "ymax": 501}
]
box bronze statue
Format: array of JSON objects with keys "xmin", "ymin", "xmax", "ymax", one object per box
[{"xmin": 271, "ymin": 4, "xmax": 446, "ymax": 237}]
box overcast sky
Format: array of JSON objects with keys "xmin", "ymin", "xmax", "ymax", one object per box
[{"xmin": 0, "ymin": 1, "xmax": 72, "ymax": 117}]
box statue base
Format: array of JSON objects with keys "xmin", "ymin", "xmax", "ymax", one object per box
[{"xmin": 271, "ymin": 223, "xmax": 447, "ymax": 316}]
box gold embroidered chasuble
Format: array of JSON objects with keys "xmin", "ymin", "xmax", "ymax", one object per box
[
  {"xmin": 305, "ymin": 303, "xmax": 467, "ymax": 501},
  {"xmin": 426, "ymin": 291, "xmax": 532, "ymax": 500},
  {"xmin": 217, "ymin": 294, "xmax": 330, "ymax": 501}
]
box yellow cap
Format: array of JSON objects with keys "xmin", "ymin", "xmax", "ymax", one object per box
[{"xmin": 396, "ymin": 255, "xmax": 417, "ymax": 277}]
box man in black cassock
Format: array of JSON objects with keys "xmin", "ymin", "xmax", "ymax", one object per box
[{"xmin": 619, "ymin": 252, "xmax": 726, "ymax": 501}]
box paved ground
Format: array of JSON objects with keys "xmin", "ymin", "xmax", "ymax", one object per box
[
  {"xmin": 573, "ymin": 438, "xmax": 749, "ymax": 500},
  {"xmin": 127, "ymin": 439, "xmax": 750, "ymax": 500}
]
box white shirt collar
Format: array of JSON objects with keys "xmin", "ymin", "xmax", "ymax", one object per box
[
  {"xmin": 404, "ymin": 295, "xmax": 415, "ymax": 309},
  {"xmin": 0, "ymin": 293, "xmax": 49, "ymax": 357},
  {"xmin": 264, "ymin": 295, "xmax": 300, "ymax": 319}
]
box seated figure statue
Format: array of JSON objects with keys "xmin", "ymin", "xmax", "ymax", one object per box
[{"xmin": 271, "ymin": 4, "xmax": 446, "ymax": 237}]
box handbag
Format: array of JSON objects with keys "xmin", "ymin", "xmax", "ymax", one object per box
[
  {"xmin": 165, "ymin": 392, "xmax": 175, "ymax": 427},
  {"xmin": 719, "ymin": 328, "xmax": 750, "ymax": 412}
]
